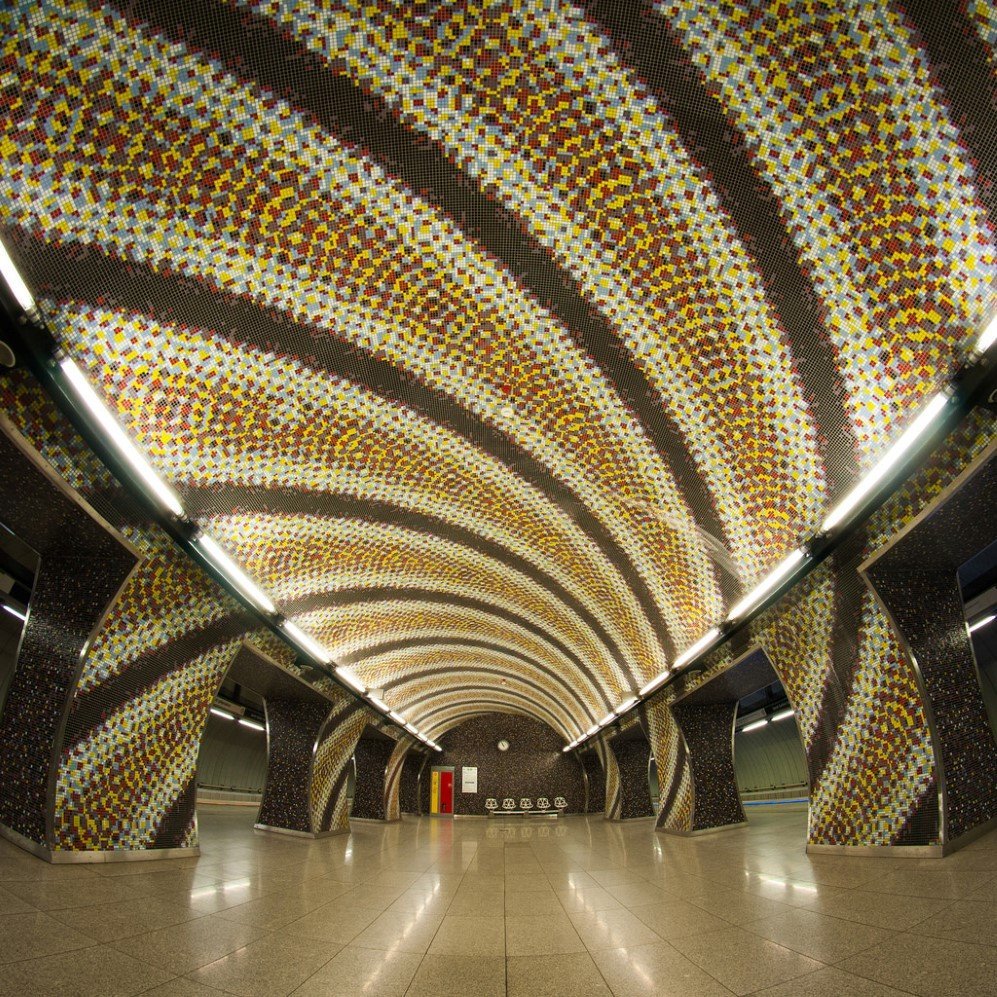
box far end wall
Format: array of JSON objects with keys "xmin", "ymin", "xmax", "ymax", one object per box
[{"xmin": 424, "ymin": 713, "xmax": 584, "ymax": 815}]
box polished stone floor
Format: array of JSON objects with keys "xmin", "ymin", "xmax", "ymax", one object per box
[{"xmin": 0, "ymin": 805, "xmax": 995, "ymax": 996}]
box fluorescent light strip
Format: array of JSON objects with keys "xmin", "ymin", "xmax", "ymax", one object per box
[
  {"xmin": 672, "ymin": 627, "xmax": 721, "ymax": 670},
  {"xmin": 727, "ymin": 548, "xmax": 807, "ymax": 621},
  {"xmin": 562, "ymin": 744, "xmax": 573, "ymax": 753},
  {"xmin": 598, "ymin": 712, "xmax": 615, "ymax": 727},
  {"xmin": 389, "ymin": 711, "xmax": 407, "ymax": 724},
  {"xmin": 335, "ymin": 667, "xmax": 366, "ymax": 694},
  {"xmin": 739, "ymin": 719, "xmax": 768, "ymax": 732},
  {"xmin": 210, "ymin": 707, "xmax": 236, "ymax": 720},
  {"xmin": 770, "ymin": 708, "xmax": 795, "ymax": 722},
  {"xmin": 822, "ymin": 391, "xmax": 949, "ymax": 533},
  {"xmin": 0, "ymin": 237, "xmax": 36, "ymax": 311},
  {"xmin": 614, "ymin": 697, "xmax": 638, "ymax": 715},
  {"xmin": 978, "ymin": 313, "xmax": 997, "ymax": 354},
  {"xmin": 281, "ymin": 620, "xmax": 331, "ymax": 664},
  {"xmin": 969, "ymin": 614, "xmax": 996, "ymax": 634},
  {"xmin": 368, "ymin": 695, "xmax": 388, "ymax": 712},
  {"xmin": 60, "ymin": 358, "xmax": 184, "ymax": 518},
  {"xmin": 639, "ymin": 671, "xmax": 670, "ymax": 697},
  {"xmin": 196, "ymin": 533, "xmax": 276, "ymax": 614},
  {"xmin": 238, "ymin": 717, "xmax": 265, "ymax": 731},
  {"xmin": 1, "ymin": 603, "xmax": 27, "ymax": 622},
  {"xmin": 585, "ymin": 725, "xmax": 599, "ymax": 737}
]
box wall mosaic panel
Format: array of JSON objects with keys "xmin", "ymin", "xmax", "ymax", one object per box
[
  {"xmin": 606, "ymin": 732, "xmax": 655, "ymax": 821},
  {"xmin": 579, "ymin": 750, "xmax": 605, "ymax": 815},
  {"xmin": 384, "ymin": 736, "xmax": 413, "ymax": 821},
  {"xmin": 399, "ymin": 752, "xmax": 424, "ymax": 815},
  {"xmin": 352, "ymin": 733, "xmax": 395, "ymax": 822}
]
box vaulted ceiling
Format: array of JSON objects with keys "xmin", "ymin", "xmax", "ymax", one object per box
[{"xmin": 1, "ymin": 0, "xmax": 994, "ymax": 740}]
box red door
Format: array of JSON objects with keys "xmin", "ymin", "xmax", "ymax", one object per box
[{"xmin": 439, "ymin": 771, "xmax": 454, "ymax": 814}]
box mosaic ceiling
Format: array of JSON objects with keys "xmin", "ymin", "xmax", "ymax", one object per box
[{"xmin": 1, "ymin": 0, "xmax": 995, "ymax": 739}]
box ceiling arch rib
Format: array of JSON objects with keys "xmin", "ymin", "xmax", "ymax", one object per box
[
  {"xmin": 192, "ymin": 511, "xmax": 629, "ymax": 695},
  {"xmin": 358, "ymin": 645, "xmax": 597, "ymax": 728},
  {"xmin": 339, "ymin": 636, "xmax": 601, "ymax": 725},
  {"xmin": 285, "ymin": 597, "xmax": 611, "ymax": 724},
  {"xmin": 7, "ymin": 1, "xmax": 728, "ymax": 648},
  {"xmin": 393, "ymin": 680, "xmax": 578, "ymax": 741}
]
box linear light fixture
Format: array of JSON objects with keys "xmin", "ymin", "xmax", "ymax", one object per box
[
  {"xmin": 585, "ymin": 724, "xmax": 599, "ymax": 737},
  {"xmin": 281, "ymin": 620, "xmax": 331, "ymax": 664},
  {"xmin": 195, "ymin": 532, "xmax": 276, "ymax": 614},
  {"xmin": 1, "ymin": 602, "xmax": 27, "ymax": 622},
  {"xmin": 209, "ymin": 706, "xmax": 236, "ymax": 720},
  {"xmin": 770, "ymin": 708, "xmax": 795, "ymax": 722},
  {"xmin": 822, "ymin": 391, "xmax": 950, "ymax": 533},
  {"xmin": 727, "ymin": 548, "xmax": 807, "ymax": 621},
  {"xmin": 639, "ymin": 671, "xmax": 670, "ymax": 697},
  {"xmin": 60, "ymin": 357, "xmax": 185, "ymax": 518},
  {"xmin": 977, "ymin": 313, "xmax": 997, "ymax": 354},
  {"xmin": 238, "ymin": 717, "xmax": 265, "ymax": 731},
  {"xmin": 739, "ymin": 718, "xmax": 768, "ymax": 733},
  {"xmin": 368, "ymin": 694, "xmax": 388, "ymax": 712},
  {"xmin": 672, "ymin": 626, "xmax": 721, "ymax": 670},
  {"xmin": 389, "ymin": 710, "xmax": 407, "ymax": 724},
  {"xmin": 562, "ymin": 744, "xmax": 574, "ymax": 752},
  {"xmin": 335, "ymin": 667, "xmax": 366, "ymax": 694},
  {"xmin": 404, "ymin": 723, "xmax": 418, "ymax": 734},
  {"xmin": 598, "ymin": 712, "xmax": 615, "ymax": 727},
  {"xmin": 969, "ymin": 614, "xmax": 996, "ymax": 634},
  {"xmin": 614, "ymin": 697, "xmax": 638, "ymax": 715},
  {"xmin": 0, "ymin": 236, "xmax": 36, "ymax": 312}
]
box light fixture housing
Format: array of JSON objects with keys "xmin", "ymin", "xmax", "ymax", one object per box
[
  {"xmin": 639, "ymin": 671, "xmax": 670, "ymax": 697},
  {"xmin": 727, "ymin": 548, "xmax": 807, "ymax": 621},
  {"xmin": 60, "ymin": 357, "xmax": 185, "ymax": 518},
  {"xmin": 281, "ymin": 620, "xmax": 331, "ymax": 664},
  {"xmin": 770, "ymin": 708, "xmax": 795, "ymax": 722},
  {"xmin": 1, "ymin": 602, "xmax": 27, "ymax": 622},
  {"xmin": 238, "ymin": 717, "xmax": 266, "ymax": 731},
  {"xmin": 672, "ymin": 627, "xmax": 721, "ymax": 670},
  {"xmin": 585, "ymin": 724, "xmax": 599, "ymax": 737},
  {"xmin": 969, "ymin": 614, "xmax": 996, "ymax": 634},
  {"xmin": 739, "ymin": 718, "xmax": 768, "ymax": 733},
  {"xmin": 0, "ymin": 237, "xmax": 36, "ymax": 312},
  {"xmin": 614, "ymin": 697, "xmax": 638, "ymax": 715},
  {"xmin": 209, "ymin": 706, "xmax": 236, "ymax": 720},
  {"xmin": 368, "ymin": 695, "xmax": 388, "ymax": 712},
  {"xmin": 335, "ymin": 667, "xmax": 366, "ymax": 694},
  {"xmin": 598, "ymin": 712, "xmax": 615, "ymax": 727},
  {"xmin": 195, "ymin": 533, "xmax": 276, "ymax": 614},
  {"xmin": 821, "ymin": 391, "xmax": 950, "ymax": 533}
]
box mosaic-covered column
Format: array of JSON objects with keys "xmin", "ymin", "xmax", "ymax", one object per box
[
  {"xmin": 606, "ymin": 734, "xmax": 654, "ymax": 820},
  {"xmin": 351, "ymin": 734, "xmax": 396, "ymax": 821},
  {"xmin": 579, "ymin": 748, "xmax": 605, "ymax": 814},
  {"xmin": 310, "ymin": 704, "xmax": 372, "ymax": 834},
  {"xmin": 384, "ymin": 736, "xmax": 414, "ymax": 821},
  {"xmin": 0, "ymin": 418, "xmax": 140, "ymax": 855},
  {"xmin": 645, "ymin": 698, "xmax": 694, "ymax": 832},
  {"xmin": 671, "ymin": 701, "xmax": 746, "ymax": 833},
  {"xmin": 399, "ymin": 751, "xmax": 424, "ymax": 814},
  {"xmin": 592, "ymin": 738, "xmax": 622, "ymax": 820},
  {"xmin": 256, "ymin": 699, "xmax": 331, "ymax": 835}
]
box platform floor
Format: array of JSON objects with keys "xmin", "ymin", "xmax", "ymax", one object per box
[{"xmin": 0, "ymin": 807, "xmax": 995, "ymax": 995}]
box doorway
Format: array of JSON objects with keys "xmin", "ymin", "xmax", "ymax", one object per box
[{"xmin": 429, "ymin": 766, "xmax": 454, "ymax": 816}]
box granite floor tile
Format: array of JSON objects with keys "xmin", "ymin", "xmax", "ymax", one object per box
[
  {"xmin": 507, "ymin": 952, "xmax": 612, "ymax": 996},
  {"xmin": 350, "ymin": 908, "xmax": 443, "ymax": 953},
  {"xmin": 428, "ymin": 914, "xmax": 506, "ymax": 956},
  {"xmin": 745, "ymin": 906, "xmax": 895, "ymax": 962},
  {"xmin": 405, "ymin": 954, "xmax": 506, "ymax": 997},
  {"xmin": 630, "ymin": 898, "xmax": 734, "ymax": 940},
  {"xmin": 592, "ymin": 941, "xmax": 734, "ymax": 996},
  {"xmin": 0, "ymin": 910, "xmax": 97, "ymax": 964},
  {"xmin": 283, "ymin": 901, "xmax": 380, "ymax": 944},
  {"xmin": 506, "ymin": 914, "xmax": 586, "ymax": 956},
  {"xmin": 906, "ymin": 897, "xmax": 997, "ymax": 948},
  {"xmin": 290, "ymin": 945, "xmax": 421, "ymax": 996},
  {"xmin": 752, "ymin": 966, "xmax": 915, "ymax": 996},
  {"xmin": 567, "ymin": 907, "xmax": 663, "ymax": 952}
]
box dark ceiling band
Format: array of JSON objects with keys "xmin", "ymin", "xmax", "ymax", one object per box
[
  {"xmin": 898, "ymin": 0, "xmax": 997, "ymax": 230},
  {"xmin": 385, "ymin": 666, "xmax": 580, "ymax": 728},
  {"xmin": 106, "ymin": 0, "xmax": 736, "ymax": 589},
  {"xmin": 19, "ymin": 230, "xmax": 673, "ymax": 665},
  {"xmin": 64, "ymin": 614, "xmax": 252, "ymax": 748},
  {"xmin": 175, "ymin": 482, "xmax": 637, "ymax": 677},
  {"xmin": 406, "ymin": 685, "xmax": 574, "ymax": 738},
  {"xmin": 580, "ymin": 0, "xmax": 857, "ymax": 500},
  {"xmin": 282, "ymin": 585, "xmax": 615, "ymax": 710},
  {"xmin": 344, "ymin": 636, "xmax": 594, "ymax": 720}
]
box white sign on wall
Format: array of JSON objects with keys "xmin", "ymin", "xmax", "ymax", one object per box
[{"xmin": 461, "ymin": 766, "xmax": 478, "ymax": 793}]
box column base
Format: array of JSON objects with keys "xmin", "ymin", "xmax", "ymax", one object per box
[
  {"xmin": 0, "ymin": 822, "xmax": 199, "ymax": 863},
  {"xmin": 658, "ymin": 821, "xmax": 748, "ymax": 837},
  {"xmin": 253, "ymin": 823, "xmax": 344, "ymax": 839}
]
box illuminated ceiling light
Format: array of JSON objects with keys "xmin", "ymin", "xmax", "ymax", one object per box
[
  {"xmin": 388, "ymin": 710, "xmax": 407, "ymax": 724},
  {"xmin": 209, "ymin": 706, "xmax": 236, "ymax": 720},
  {"xmin": 821, "ymin": 392, "xmax": 950, "ymax": 533},
  {"xmin": 977, "ymin": 313, "xmax": 997, "ymax": 354},
  {"xmin": 335, "ymin": 667, "xmax": 366, "ymax": 694},
  {"xmin": 195, "ymin": 532, "xmax": 276, "ymax": 614},
  {"xmin": 368, "ymin": 694, "xmax": 388, "ymax": 712},
  {"xmin": 672, "ymin": 627, "xmax": 721, "ymax": 670},
  {"xmin": 562, "ymin": 744, "xmax": 573, "ymax": 752},
  {"xmin": 0, "ymin": 237, "xmax": 36, "ymax": 312},
  {"xmin": 739, "ymin": 719, "xmax": 768, "ymax": 733},
  {"xmin": 585, "ymin": 724, "xmax": 599, "ymax": 737},
  {"xmin": 60, "ymin": 357, "xmax": 185, "ymax": 518},
  {"xmin": 598, "ymin": 712, "xmax": 615, "ymax": 727},
  {"xmin": 281, "ymin": 620, "xmax": 331, "ymax": 664},
  {"xmin": 639, "ymin": 671, "xmax": 670, "ymax": 697},
  {"xmin": 727, "ymin": 548, "xmax": 807, "ymax": 621},
  {"xmin": 614, "ymin": 697, "xmax": 638, "ymax": 715},
  {"xmin": 238, "ymin": 717, "xmax": 265, "ymax": 731},
  {"xmin": 969, "ymin": 614, "xmax": 996, "ymax": 634},
  {"xmin": 1, "ymin": 602, "xmax": 27, "ymax": 622},
  {"xmin": 770, "ymin": 708, "xmax": 795, "ymax": 722}
]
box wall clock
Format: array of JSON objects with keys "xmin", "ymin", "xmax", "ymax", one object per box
[{"xmin": 496, "ymin": 739, "xmax": 510, "ymax": 752}]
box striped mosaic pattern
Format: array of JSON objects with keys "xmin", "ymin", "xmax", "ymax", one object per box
[
  {"xmin": 2, "ymin": 0, "xmax": 994, "ymax": 743},
  {"xmin": 311, "ymin": 705, "xmax": 372, "ymax": 834}
]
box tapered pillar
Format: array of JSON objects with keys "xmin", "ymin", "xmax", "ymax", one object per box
[
  {"xmin": 351, "ymin": 733, "xmax": 396, "ymax": 821},
  {"xmin": 606, "ymin": 734, "xmax": 654, "ymax": 820}
]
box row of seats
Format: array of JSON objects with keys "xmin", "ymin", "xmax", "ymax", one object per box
[{"xmin": 484, "ymin": 796, "xmax": 567, "ymax": 811}]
